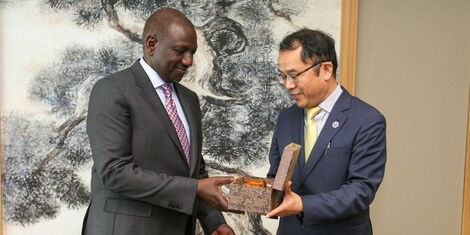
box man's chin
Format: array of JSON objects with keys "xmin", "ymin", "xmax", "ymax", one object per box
[
  {"xmin": 170, "ymin": 72, "xmax": 186, "ymax": 82},
  {"xmin": 168, "ymin": 75, "xmax": 184, "ymax": 83},
  {"xmin": 292, "ymin": 98, "xmax": 306, "ymax": 108},
  {"xmin": 295, "ymin": 102, "xmax": 307, "ymax": 109}
]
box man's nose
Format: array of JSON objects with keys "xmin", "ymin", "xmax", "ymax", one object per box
[
  {"xmin": 284, "ymin": 77, "xmax": 296, "ymax": 90},
  {"xmin": 182, "ymin": 53, "xmax": 193, "ymax": 66}
]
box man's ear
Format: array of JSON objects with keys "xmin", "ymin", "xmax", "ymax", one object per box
[
  {"xmin": 322, "ymin": 62, "xmax": 334, "ymax": 80},
  {"xmin": 146, "ymin": 34, "xmax": 158, "ymax": 56}
]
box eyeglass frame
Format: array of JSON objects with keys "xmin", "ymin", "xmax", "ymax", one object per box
[{"xmin": 277, "ymin": 60, "xmax": 327, "ymax": 84}]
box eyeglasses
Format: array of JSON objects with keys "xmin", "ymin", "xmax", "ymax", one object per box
[{"xmin": 278, "ymin": 61, "xmax": 324, "ymax": 84}]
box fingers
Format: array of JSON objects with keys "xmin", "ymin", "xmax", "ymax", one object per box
[
  {"xmin": 213, "ymin": 176, "xmax": 236, "ymax": 185},
  {"xmin": 266, "ymin": 204, "xmax": 283, "ymax": 218},
  {"xmin": 197, "ymin": 177, "xmax": 232, "ymax": 211},
  {"xmin": 265, "ymin": 211, "xmax": 275, "ymax": 218},
  {"xmin": 266, "ymin": 181, "xmax": 300, "ymax": 218},
  {"xmin": 284, "ymin": 181, "xmax": 292, "ymax": 194},
  {"xmin": 216, "ymin": 193, "xmax": 228, "ymax": 210},
  {"xmin": 213, "ymin": 224, "xmax": 235, "ymax": 235},
  {"xmin": 197, "ymin": 176, "xmax": 237, "ymax": 211},
  {"xmin": 266, "ymin": 202, "xmax": 287, "ymax": 217},
  {"xmin": 267, "ymin": 203, "xmax": 291, "ymax": 218}
]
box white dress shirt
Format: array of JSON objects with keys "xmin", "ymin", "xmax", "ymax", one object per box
[
  {"xmin": 139, "ymin": 58, "xmax": 191, "ymax": 143},
  {"xmin": 304, "ymin": 84, "xmax": 343, "ymax": 137}
]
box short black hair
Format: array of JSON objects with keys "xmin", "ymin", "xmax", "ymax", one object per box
[
  {"xmin": 142, "ymin": 8, "xmax": 194, "ymax": 44},
  {"xmin": 279, "ymin": 28, "xmax": 338, "ymax": 76}
]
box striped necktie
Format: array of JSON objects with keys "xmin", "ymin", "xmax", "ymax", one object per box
[{"xmin": 161, "ymin": 83, "xmax": 190, "ymax": 164}]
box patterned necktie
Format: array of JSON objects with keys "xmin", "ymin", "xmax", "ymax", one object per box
[
  {"xmin": 161, "ymin": 84, "xmax": 190, "ymax": 164},
  {"xmin": 305, "ymin": 106, "xmax": 322, "ymax": 162}
]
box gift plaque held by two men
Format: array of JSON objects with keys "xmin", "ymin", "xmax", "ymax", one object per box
[{"xmin": 225, "ymin": 143, "xmax": 301, "ymax": 215}]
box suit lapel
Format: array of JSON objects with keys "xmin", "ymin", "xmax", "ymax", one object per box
[
  {"xmin": 173, "ymin": 84, "xmax": 199, "ymax": 176},
  {"xmin": 301, "ymin": 89, "xmax": 352, "ymax": 182},
  {"xmin": 131, "ymin": 61, "xmax": 189, "ymax": 170},
  {"xmin": 289, "ymin": 106, "xmax": 306, "ymax": 193}
]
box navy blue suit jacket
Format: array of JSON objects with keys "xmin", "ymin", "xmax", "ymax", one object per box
[{"xmin": 267, "ymin": 88, "xmax": 386, "ymax": 235}]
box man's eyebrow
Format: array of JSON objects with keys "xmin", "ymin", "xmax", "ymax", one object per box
[{"xmin": 278, "ymin": 68, "xmax": 299, "ymax": 74}]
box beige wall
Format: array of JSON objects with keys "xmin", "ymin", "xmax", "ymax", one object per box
[{"xmin": 355, "ymin": 0, "xmax": 470, "ymax": 234}]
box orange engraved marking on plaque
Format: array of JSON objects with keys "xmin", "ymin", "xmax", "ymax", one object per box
[{"xmin": 243, "ymin": 179, "xmax": 267, "ymax": 188}]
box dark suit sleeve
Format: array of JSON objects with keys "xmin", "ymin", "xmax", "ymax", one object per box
[
  {"xmin": 87, "ymin": 78, "xmax": 198, "ymax": 215},
  {"xmin": 301, "ymin": 114, "xmax": 386, "ymax": 227},
  {"xmin": 194, "ymin": 148, "xmax": 227, "ymax": 234},
  {"xmin": 197, "ymin": 200, "xmax": 227, "ymax": 234},
  {"xmin": 267, "ymin": 114, "xmax": 282, "ymax": 178}
]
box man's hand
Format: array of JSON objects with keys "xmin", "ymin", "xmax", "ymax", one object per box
[
  {"xmin": 211, "ymin": 224, "xmax": 235, "ymax": 235},
  {"xmin": 197, "ymin": 176, "xmax": 235, "ymax": 211},
  {"xmin": 266, "ymin": 181, "xmax": 303, "ymax": 218}
]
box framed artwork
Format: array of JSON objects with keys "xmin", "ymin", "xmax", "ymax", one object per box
[{"xmin": 0, "ymin": 0, "xmax": 357, "ymax": 234}]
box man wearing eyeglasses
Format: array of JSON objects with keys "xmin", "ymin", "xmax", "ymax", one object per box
[{"xmin": 265, "ymin": 29, "xmax": 386, "ymax": 235}]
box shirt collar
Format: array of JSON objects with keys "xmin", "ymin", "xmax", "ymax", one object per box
[
  {"xmin": 139, "ymin": 58, "xmax": 167, "ymax": 89},
  {"xmin": 318, "ymin": 83, "xmax": 343, "ymax": 113}
]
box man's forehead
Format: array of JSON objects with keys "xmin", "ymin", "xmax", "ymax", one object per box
[
  {"xmin": 278, "ymin": 47, "xmax": 308, "ymax": 71},
  {"xmin": 163, "ymin": 23, "xmax": 195, "ymax": 39},
  {"xmin": 279, "ymin": 46, "xmax": 302, "ymax": 58},
  {"xmin": 160, "ymin": 25, "xmax": 196, "ymax": 50}
]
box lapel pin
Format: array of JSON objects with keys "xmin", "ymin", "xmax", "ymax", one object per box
[{"xmin": 332, "ymin": 121, "xmax": 339, "ymax": 128}]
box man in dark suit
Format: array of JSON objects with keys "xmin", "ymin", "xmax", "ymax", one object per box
[
  {"xmin": 266, "ymin": 29, "xmax": 386, "ymax": 235},
  {"xmin": 83, "ymin": 8, "xmax": 235, "ymax": 235}
]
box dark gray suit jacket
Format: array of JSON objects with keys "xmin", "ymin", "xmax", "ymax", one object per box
[
  {"xmin": 83, "ymin": 61, "xmax": 225, "ymax": 235},
  {"xmin": 268, "ymin": 88, "xmax": 386, "ymax": 235}
]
